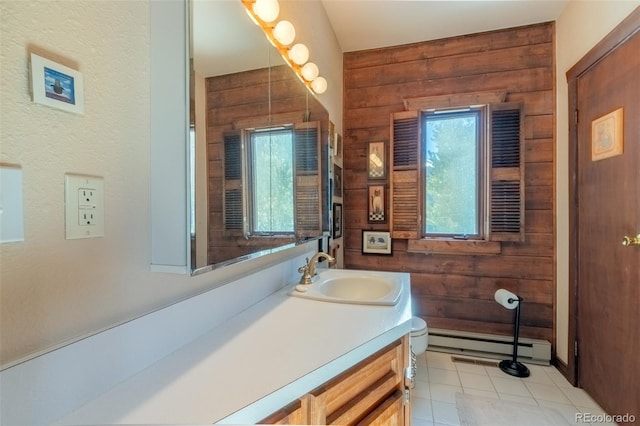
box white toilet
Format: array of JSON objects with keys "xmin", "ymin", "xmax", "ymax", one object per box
[{"xmin": 410, "ymin": 316, "xmax": 429, "ymax": 355}]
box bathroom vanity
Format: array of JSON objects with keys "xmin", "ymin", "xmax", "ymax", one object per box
[{"xmin": 53, "ymin": 269, "xmax": 412, "ymax": 425}]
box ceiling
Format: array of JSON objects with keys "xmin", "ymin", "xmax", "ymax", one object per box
[
  {"xmin": 192, "ymin": 0, "xmax": 569, "ymax": 78},
  {"xmin": 321, "ymin": 0, "xmax": 569, "ymax": 52}
]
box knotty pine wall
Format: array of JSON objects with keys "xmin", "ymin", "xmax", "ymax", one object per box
[{"xmin": 342, "ymin": 23, "xmax": 555, "ymax": 346}]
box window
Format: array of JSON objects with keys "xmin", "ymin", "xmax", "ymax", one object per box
[
  {"xmin": 222, "ymin": 121, "xmax": 322, "ymax": 239},
  {"xmin": 423, "ymin": 109, "xmax": 482, "ymax": 238},
  {"xmin": 390, "ymin": 100, "xmax": 524, "ymax": 248},
  {"xmin": 248, "ymin": 128, "xmax": 295, "ymax": 234}
]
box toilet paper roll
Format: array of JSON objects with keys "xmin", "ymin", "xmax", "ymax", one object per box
[{"xmin": 494, "ymin": 289, "xmax": 520, "ymax": 310}]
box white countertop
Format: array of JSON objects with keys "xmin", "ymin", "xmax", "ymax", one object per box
[{"xmin": 56, "ymin": 270, "xmax": 412, "ymax": 425}]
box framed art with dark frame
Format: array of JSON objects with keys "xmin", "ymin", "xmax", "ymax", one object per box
[
  {"xmin": 333, "ymin": 203, "xmax": 343, "ymax": 239},
  {"xmin": 367, "ymin": 140, "xmax": 386, "ymax": 179},
  {"xmin": 362, "ymin": 230, "xmax": 391, "ymax": 255},
  {"xmin": 30, "ymin": 53, "xmax": 84, "ymax": 114},
  {"xmin": 368, "ymin": 184, "xmax": 386, "ymax": 223},
  {"xmin": 333, "ymin": 164, "xmax": 343, "ymax": 198}
]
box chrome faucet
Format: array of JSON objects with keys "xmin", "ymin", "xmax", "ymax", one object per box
[{"xmin": 298, "ymin": 252, "xmax": 336, "ymax": 285}]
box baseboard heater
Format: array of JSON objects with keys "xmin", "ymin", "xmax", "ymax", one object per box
[{"xmin": 427, "ymin": 328, "xmax": 551, "ymax": 365}]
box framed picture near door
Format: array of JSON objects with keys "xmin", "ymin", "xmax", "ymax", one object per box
[{"xmin": 591, "ymin": 107, "xmax": 624, "ymax": 161}]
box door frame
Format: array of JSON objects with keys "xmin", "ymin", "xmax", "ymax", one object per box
[{"xmin": 565, "ymin": 7, "xmax": 640, "ymax": 386}]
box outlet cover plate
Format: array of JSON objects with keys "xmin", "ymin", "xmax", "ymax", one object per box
[{"xmin": 65, "ymin": 174, "xmax": 104, "ymax": 239}]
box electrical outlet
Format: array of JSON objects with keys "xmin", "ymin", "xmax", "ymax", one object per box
[
  {"xmin": 78, "ymin": 208, "xmax": 96, "ymax": 226},
  {"xmin": 78, "ymin": 188, "xmax": 97, "ymax": 208},
  {"xmin": 65, "ymin": 174, "xmax": 104, "ymax": 239}
]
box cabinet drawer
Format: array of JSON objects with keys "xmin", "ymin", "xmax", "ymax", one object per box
[{"xmin": 310, "ymin": 339, "xmax": 405, "ymax": 424}]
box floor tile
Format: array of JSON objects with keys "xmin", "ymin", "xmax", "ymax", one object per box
[
  {"xmin": 498, "ymin": 392, "xmax": 539, "ymax": 406},
  {"xmin": 491, "ymin": 376, "xmax": 532, "ymax": 397},
  {"xmin": 454, "ymin": 361, "xmax": 490, "ymax": 375},
  {"xmin": 411, "ymin": 417, "xmax": 434, "ymax": 426},
  {"xmin": 537, "ymin": 399, "xmax": 583, "ymax": 425},
  {"xmin": 428, "ymin": 367, "xmax": 461, "ymax": 386},
  {"xmin": 545, "ymin": 368, "xmax": 574, "ymax": 388},
  {"xmin": 525, "ymin": 382, "xmax": 571, "ymax": 404},
  {"xmin": 486, "ymin": 365, "xmax": 521, "ymax": 381},
  {"xmin": 560, "ymin": 386, "xmax": 601, "ymax": 409},
  {"xmin": 419, "ymin": 351, "xmax": 613, "ymax": 426},
  {"xmin": 523, "ymin": 370, "xmax": 556, "ymax": 386},
  {"xmin": 426, "ymin": 351, "xmax": 457, "ymax": 371},
  {"xmin": 413, "ymin": 379, "xmax": 431, "ymax": 399},
  {"xmin": 411, "ymin": 396, "xmax": 434, "ymax": 422},
  {"xmin": 462, "ymin": 387, "xmax": 499, "ymax": 399},
  {"xmin": 429, "ymin": 383, "xmax": 463, "ymax": 403},
  {"xmin": 431, "ymin": 400, "xmax": 461, "ymax": 426},
  {"xmin": 458, "ymin": 371, "xmax": 495, "ymax": 391}
]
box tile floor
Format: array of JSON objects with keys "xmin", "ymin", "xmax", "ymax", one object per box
[{"xmin": 411, "ymin": 351, "xmax": 615, "ymax": 426}]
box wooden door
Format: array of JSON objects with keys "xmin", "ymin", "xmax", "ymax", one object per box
[{"xmin": 574, "ymin": 24, "xmax": 639, "ymax": 420}]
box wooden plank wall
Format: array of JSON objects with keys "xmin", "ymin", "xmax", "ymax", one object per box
[
  {"xmin": 206, "ymin": 65, "xmax": 327, "ymax": 264},
  {"xmin": 342, "ymin": 23, "xmax": 555, "ymax": 345}
]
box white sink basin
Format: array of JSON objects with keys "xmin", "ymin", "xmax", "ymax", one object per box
[{"xmin": 290, "ymin": 270, "xmax": 403, "ymax": 306}]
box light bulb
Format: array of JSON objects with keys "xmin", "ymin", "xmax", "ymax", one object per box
[
  {"xmin": 289, "ymin": 43, "xmax": 309, "ymax": 66},
  {"xmin": 301, "ymin": 62, "xmax": 319, "ymax": 81},
  {"xmin": 253, "ymin": 0, "xmax": 279, "ymax": 23},
  {"xmin": 273, "ymin": 20, "xmax": 295, "ymax": 46},
  {"xmin": 311, "ymin": 76, "xmax": 327, "ymax": 94}
]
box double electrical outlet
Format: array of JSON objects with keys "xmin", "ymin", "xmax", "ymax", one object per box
[{"xmin": 65, "ymin": 174, "xmax": 104, "ymax": 239}]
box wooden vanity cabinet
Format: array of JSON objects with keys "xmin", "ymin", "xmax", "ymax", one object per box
[{"xmin": 260, "ymin": 335, "xmax": 411, "ymax": 425}]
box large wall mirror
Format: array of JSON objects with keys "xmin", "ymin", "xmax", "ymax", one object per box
[{"xmin": 189, "ymin": 0, "xmax": 330, "ymax": 275}]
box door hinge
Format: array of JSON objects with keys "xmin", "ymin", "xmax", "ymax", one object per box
[
  {"xmin": 404, "ymin": 389, "xmax": 411, "ymax": 404},
  {"xmin": 574, "ymin": 109, "xmax": 579, "ymax": 124},
  {"xmin": 574, "ymin": 340, "xmax": 579, "ymax": 357}
]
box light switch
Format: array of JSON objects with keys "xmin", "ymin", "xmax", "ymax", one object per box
[
  {"xmin": 65, "ymin": 174, "xmax": 104, "ymax": 239},
  {"xmin": 0, "ymin": 165, "xmax": 25, "ymax": 243}
]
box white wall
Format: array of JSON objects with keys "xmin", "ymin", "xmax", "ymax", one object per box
[
  {"xmin": 0, "ymin": 0, "xmax": 338, "ymax": 368},
  {"xmin": 554, "ymin": 0, "xmax": 639, "ymax": 363}
]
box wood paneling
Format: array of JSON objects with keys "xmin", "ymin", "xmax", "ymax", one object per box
[
  {"xmin": 343, "ymin": 23, "xmax": 555, "ymax": 348},
  {"xmin": 206, "ymin": 65, "xmax": 328, "ymax": 265}
]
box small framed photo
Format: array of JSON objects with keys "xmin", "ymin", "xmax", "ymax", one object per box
[
  {"xmin": 30, "ymin": 53, "xmax": 84, "ymax": 114},
  {"xmin": 332, "ymin": 203, "xmax": 343, "ymax": 239},
  {"xmin": 368, "ymin": 184, "xmax": 386, "ymax": 223},
  {"xmin": 367, "ymin": 141, "xmax": 386, "ymax": 179},
  {"xmin": 591, "ymin": 107, "xmax": 623, "ymax": 161},
  {"xmin": 362, "ymin": 230, "xmax": 392, "ymax": 255},
  {"xmin": 334, "ymin": 133, "xmax": 343, "ymax": 158},
  {"xmin": 333, "ymin": 164, "xmax": 343, "ymax": 198}
]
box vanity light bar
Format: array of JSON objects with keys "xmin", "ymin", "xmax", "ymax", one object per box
[{"xmin": 241, "ymin": 0, "xmax": 328, "ymax": 95}]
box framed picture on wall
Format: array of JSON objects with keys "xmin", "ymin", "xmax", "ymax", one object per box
[
  {"xmin": 367, "ymin": 141, "xmax": 386, "ymax": 179},
  {"xmin": 368, "ymin": 184, "xmax": 386, "ymax": 223},
  {"xmin": 333, "ymin": 164, "xmax": 343, "ymax": 198},
  {"xmin": 333, "ymin": 203, "xmax": 343, "ymax": 239},
  {"xmin": 362, "ymin": 230, "xmax": 392, "ymax": 255},
  {"xmin": 29, "ymin": 53, "xmax": 84, "ymax": 114}
]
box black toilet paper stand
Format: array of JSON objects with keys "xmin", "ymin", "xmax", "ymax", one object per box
[{"xmin": 500, "ymin": 296, "xmax": 531, "ymax": 378}]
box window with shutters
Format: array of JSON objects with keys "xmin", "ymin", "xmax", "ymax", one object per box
[
  {"xmin": 390, "ymin": 100, "xmax": 524, "ymax": 253},
  {"xmin": 423, "ymin": 108, "xmax": 483, "ymax": 238},
  {"xmin": 248, "ymin": 128, "xmax": 295, "ymax": 234},
  {"xmin": 222, "ymin": 122, "xmax": 322, "ymax": 239}
]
